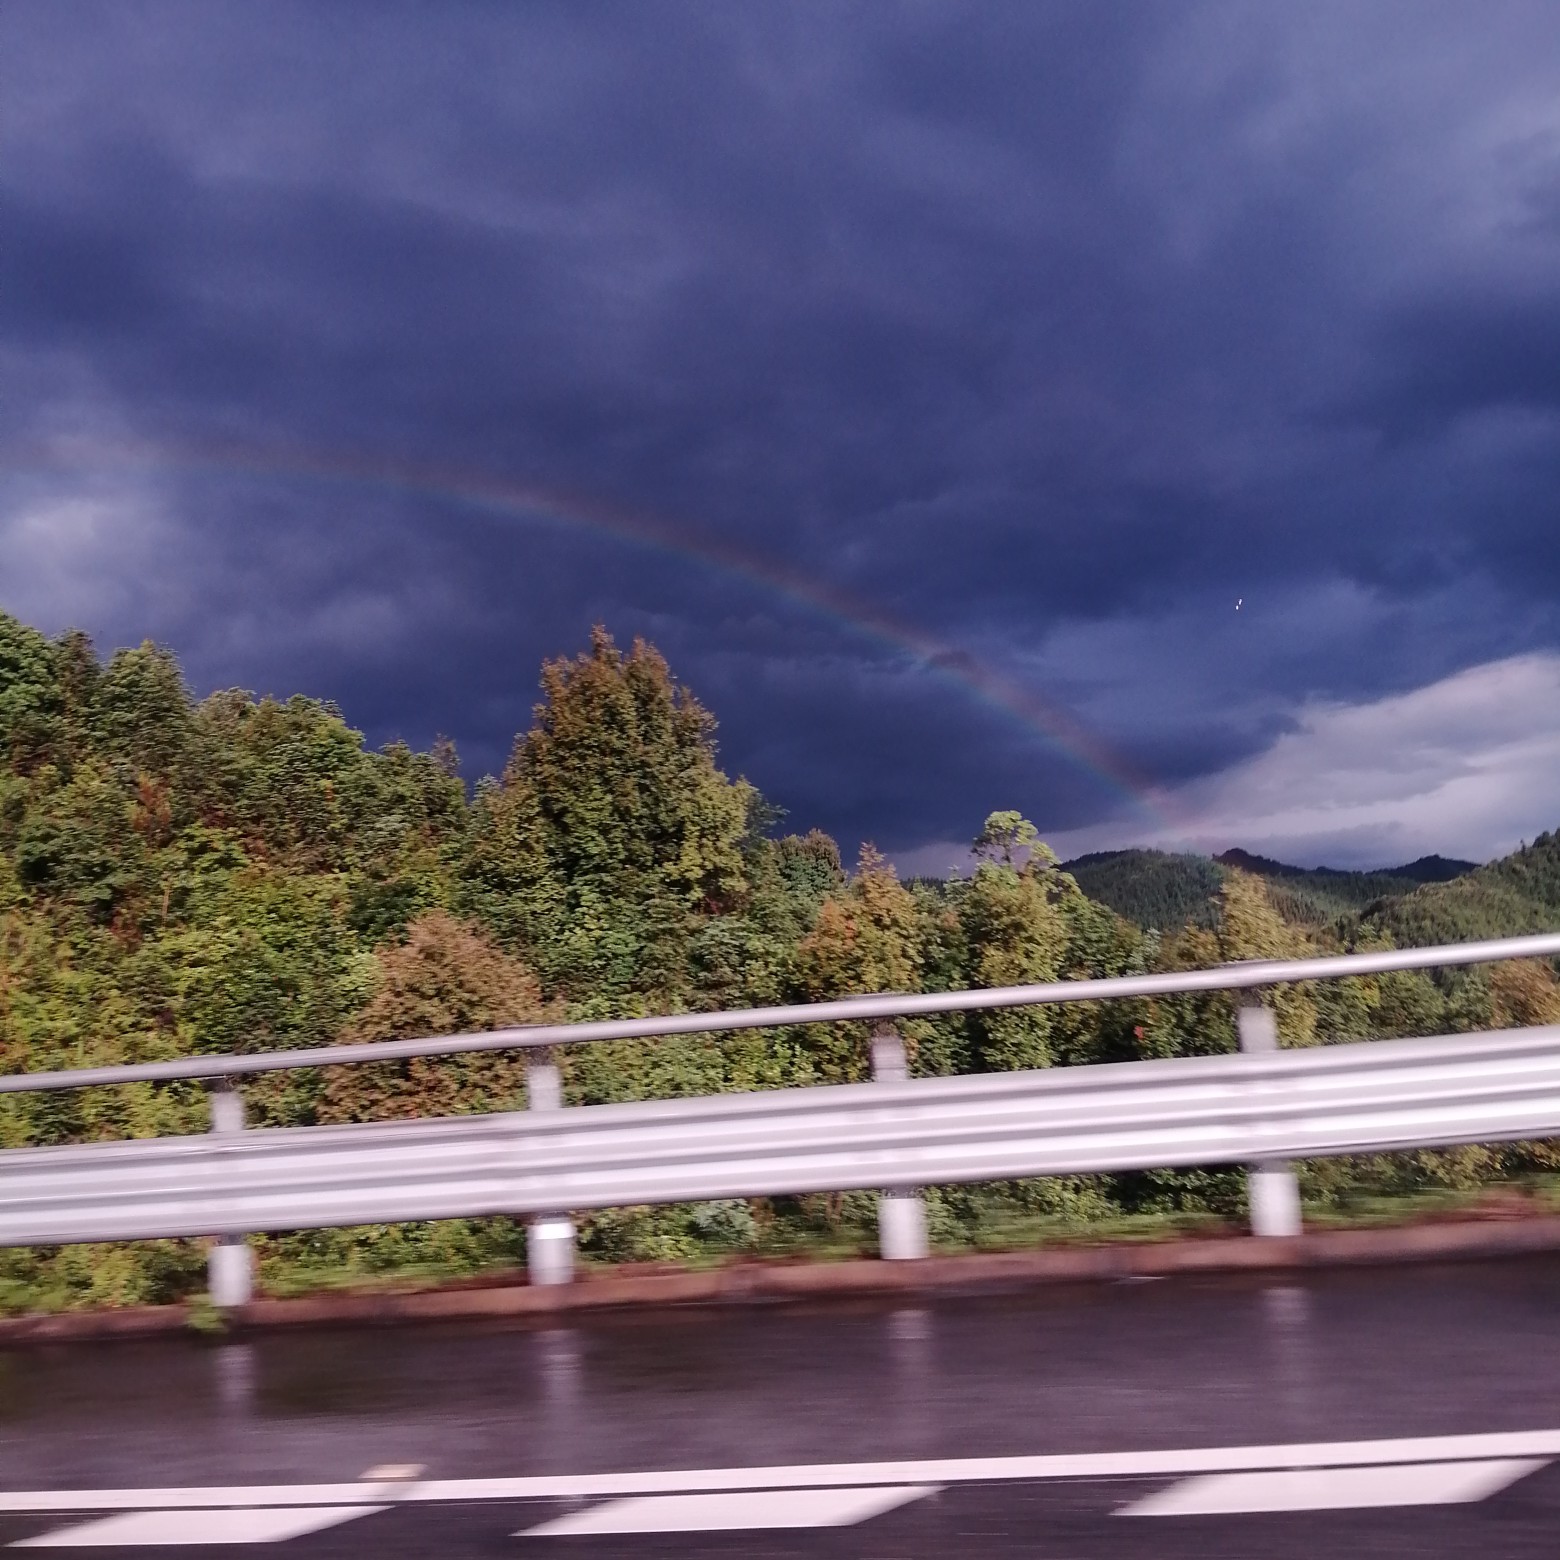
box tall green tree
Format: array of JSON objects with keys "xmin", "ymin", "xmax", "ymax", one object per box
[
  {"xmin": 319, "ymin": 909, "xmax": 546, "ymax": 1122},
  {"xmin": 0, "ymin": 614, "xmax": 64, "ymax": 773},
  {"xmin": 791, "ymin": 845, "xmax": 924, "ymax": 1082},
  {"xmin": 957, "ymin": 813, "xmax": 1070, "ymax": 1071},
  {"xmin": 466, "ymin": 627, "xmax": 753, "ymax": 1006}
]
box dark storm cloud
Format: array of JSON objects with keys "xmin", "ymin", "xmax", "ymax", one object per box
[
  {"xmin": 3, "ymin": 0, "xmax": 1559, "ymax": 863},
  {"xmin": 1369, "ymin": 295, "xmax": 1560, "ymax": 433}
]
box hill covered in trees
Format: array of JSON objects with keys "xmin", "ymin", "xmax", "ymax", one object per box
[
  {"xmin": 1357, "ymin": 833, "xmax": 1560, "ymax": 948},
  {"xmin": 1067, "ymin": 846, "xmax": 1478, "ymax": 931},
  {"xmin": 1216, "ymin": 848, "xmax": 1478, "ymax": 924},
  {"xmin": 1062, "ymin": 849, "xmax": 1225, "ymax": 931},
  {"xmin": 0, "ymin": 606, "xmax": 1556, "ymax": 1308}
]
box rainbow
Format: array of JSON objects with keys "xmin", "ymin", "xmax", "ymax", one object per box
[{"xmin": 2, "ymin": 438, "xmax": 1195, "ymax": 845}]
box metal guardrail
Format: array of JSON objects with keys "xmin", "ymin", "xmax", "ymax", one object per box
[
  {"xmin": 2, "ymin": 931, "xmax": 1558, "ymax": 1304},
  {"xmin": 3, "ymin": 1024, "xmax": 1559, "ymax": 1247},
  {"xmin": 2, "ymin": 931, "xmax": 1559, "ymax": 1094}
]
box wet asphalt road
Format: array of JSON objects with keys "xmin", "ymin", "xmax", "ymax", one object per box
[{"xmin": 1, "ymin": 1256, "xmax": 1559, "ymax": 1555}]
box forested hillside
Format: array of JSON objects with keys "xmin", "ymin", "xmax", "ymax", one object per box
[
  {"xmin": 1063, "ymin": 849, "xmax": 1224, "ymax": 931},
  {"xmin": 1068, "ymin": 846, "xmax": 1477, "ymax": 931},
  {"xmin": 1, "ymin": 607, "xmax": 1557, "ymax": 1309},
  {"xmin": 1215, "ymin": 848, "xmax": 1478, "ymax": 924},
  {"xmin": 1358, "ymin": 833, "xmax": 1560, "ymax": 949}
]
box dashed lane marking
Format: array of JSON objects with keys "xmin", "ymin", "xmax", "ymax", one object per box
[
  {"xmin": 6, "ymin": 1463, "xmax": 426, "ymax": 1549},
  {"xmin": 11, "ymin": 1507, "xmax": 384, "ymax": 1548},
  {"xmin": 519, "ymin": 1485, "xmax": 938, "ymax": 1536},
  {"xmin": 358, "ymin": 1466, "xmax": 424, "ymax": 1484},
  {"xmin": 1117, "ymin": 1459, "xmax": 1548, "ymax": 1516}
]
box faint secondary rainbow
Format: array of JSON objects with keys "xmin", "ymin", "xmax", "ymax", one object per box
[{"xmin": 3, "ymin": 439, "xmax": 1196, "ymax": 843}]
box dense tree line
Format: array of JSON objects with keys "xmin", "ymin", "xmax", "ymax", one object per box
[{"xmin": 1, "ymin": 608, "xmax": 1557, "ymax": 1309}]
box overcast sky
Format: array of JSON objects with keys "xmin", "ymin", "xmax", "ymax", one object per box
[{"xmin": 3, "ymin": 2, "xmax": 1558, "ymax": 870}]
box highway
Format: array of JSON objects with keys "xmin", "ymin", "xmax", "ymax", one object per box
[{"xmin": 2, "ymin": 1256, "xmax": 1558, "ymax": 1555}]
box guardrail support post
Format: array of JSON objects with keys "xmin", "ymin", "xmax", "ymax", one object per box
[
  {"xmin": 1238, "ymin": 1006, "xmax": 1303, "ymax": 1238},
  {"xmin": 526, "ymin": 1054, "xmax": 576, "ymax": 1286},
  {"xmin": 872, "ymin": 1028, "xmax": 929, "ymax": 1260},
  {"xmin": 205, "ymin": 1083, "xmax": 254, "ymax": 1308}
]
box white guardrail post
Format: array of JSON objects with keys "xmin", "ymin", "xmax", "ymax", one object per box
[
  {"xmin": 1238, "ymin": 1005, "xmax": 1303, "ymax": 1238},
  {"xmin": 872, "ymin": 1025, "xmax": 929, "ymax": 1260},
  {"xmin": 205, "ymin": 1083, "xmax": 254, "ymax": 1307},
  {"xmin": 525, "ymin": 1051, "xmax": 576, "ymax": 1285}
]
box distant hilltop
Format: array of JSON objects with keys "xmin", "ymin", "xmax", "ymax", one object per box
[
  {"xmin": 1062, "ymin": 845, "xmax": 1491, "ymax": 933},
  {"xmin": 1210, "ymin": 848, "xmax": 1475, "ymax": 885}
]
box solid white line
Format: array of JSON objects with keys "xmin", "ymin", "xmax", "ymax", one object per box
[
  {"xmin": 1116, "ymin": 1459, "xmax": 1545, "ymax": 1516},
  {"xmin": 3, "ymin": 1428, "xmax": 1560, "ymax": 1511}
]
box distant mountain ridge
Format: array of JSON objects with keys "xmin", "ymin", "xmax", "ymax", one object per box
[
  {"xmin": 1212, "ymin": 848, "xmax": 1476, "ymax": 884},
  {"xmin": 1356, "ymin": 831, "xmax": 1560, "ymax": 948},
  {"xmin": 1064, "ymin": 846, "xmax": 1479, "ymax": 932}
]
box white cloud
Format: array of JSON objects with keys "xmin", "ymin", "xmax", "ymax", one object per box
[
  {"xmin": 0, "ymin": 490, "xmax": 192, "ymax": 634},
  {"xmin": 0, "ymin": 453, "xmax": 469, "ymax": 691},
  {"xmin": 1043, "ymin": 654, "xmax": 1560, "ymax": 869}
]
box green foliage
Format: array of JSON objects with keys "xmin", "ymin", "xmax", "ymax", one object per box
[
  {"xmin": 0, "ymin": 616, "xmax": 65, "ymax": 773},
  {"xmin": 319, "ymin": 909, "xmax": 544, "ymax": 1124},
  {"xmin": 952, "ymin": 821, "xmax": 1070, "ymax": 1071},
  {"xmin": 1067, "ymin": 845, "xmax": 1478, "ymax": 933},
  {"xmin": 791, "ymin": 845, "xmax": 925, "ymax": 1081},
  {"xmin": 1358, "ymin": 832, "xmax": 1560, "ymax": 949},
  {"xmin": 465, "ymin": 627, "xmax": 752, "ymax": 1003},
  {"xmin": 1064, "ymin": 849, "xmax": 1223, "ymax": 932},
  {"xmin": 13, "ymin": 762, "xmax": 152, "ymax": 922},
  {"xmin": 1330, "ymin": 831, "xmax": 1560, "ymax": 1036},
  {"xmin": 1214, "ymin": 848, "xmax": 1475, "ymax": 924},
  {"xmin": 90, "ymin": 643, "xmax": 199, "ymax": 785},
  {"xmin": 1, "ymin": 603, "xmax": 1555, "ymax": 1308},
  {"xmin": 973, "ymin": 810, "xmax": 1048, "ymax": 870}
]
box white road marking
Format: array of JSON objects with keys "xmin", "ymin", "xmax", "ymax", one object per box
[
  {"xmin": 10, "ymin": 1507, "xmax": 384, "ymax": 1548},
  {"xmin": 354, "ymin": 1465, "xmax": 425, "ymax": 1504},
  {"xmin": 1118, "ymin": 1458, "xmax": 1545, "ymax": 1516},
  {"xmin": 519, "ymin": 1485, "xmax": 936, "ymax": 1536},
  {"xmin": 358, "ymin": 1465, "xmax": 423, "ymax": 1483},
  {"xmin": 2, "ymin": 1428, "xmax": 1559, "ymax": 1512}
]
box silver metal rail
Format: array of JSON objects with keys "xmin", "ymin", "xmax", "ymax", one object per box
[
  {"xmin": 2, "ymin": 931, "xmax": 1557, "ymax": 1095},
  {"xmin": 2, "ymin": 1025, "xmax": 1557, "ymax": 1247}
]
